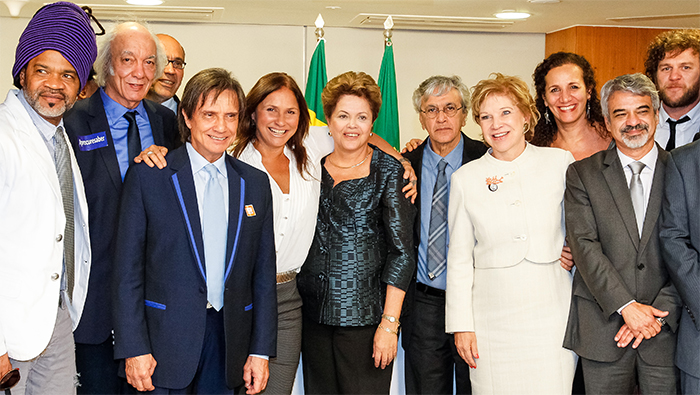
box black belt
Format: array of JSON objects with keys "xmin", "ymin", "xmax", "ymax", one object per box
[{"xmin": 416, "ymin": 282, "xmax": 445, "ymax": 298}]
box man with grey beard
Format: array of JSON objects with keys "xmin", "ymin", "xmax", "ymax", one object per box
[
  {"xmin": 645, "ymin": 29, "xmax": 700, "ymax": 149},
  {"xmin": 563, "ymin": 73, "xmax": 680, "ymax": 393}
]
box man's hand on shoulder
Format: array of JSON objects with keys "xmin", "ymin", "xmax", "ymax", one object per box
[{"xmin": 134, "ymin": 145, "xmax": 169, "ymax": 169}]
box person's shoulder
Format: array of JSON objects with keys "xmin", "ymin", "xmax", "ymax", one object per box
[
  {"xmin": 373, "ymin": 145, "xmax": 403, "ymax": 172},
  {"xmin": 227, "ymin": 155, "xmax": 270, "ymax": 184},
  {"xmin": 670, "ymin": 140, "xmax": 700, "ymax": 164},
  {"xmin": 463, "ymin": 134, "xmax": 488, "ymax": 153}
]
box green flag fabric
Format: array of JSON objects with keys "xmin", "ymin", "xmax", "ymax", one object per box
[
  {"xmin": 305, "ymin": 39, "xmax": 328, "ymax": 126},
  {"xmin": 375, "ymin": 39, "xmax": 400, "ymax": 150}
]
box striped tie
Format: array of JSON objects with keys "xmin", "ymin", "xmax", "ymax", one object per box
[
  {"xmin": 55, "ymin": 126, "xmax": 75, "ymax": 300},
  {"xmin": 427, "ymin": 159, "xmax": 448, "ymax": 280}
]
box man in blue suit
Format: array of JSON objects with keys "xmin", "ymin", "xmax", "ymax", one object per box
[
  {"xmin": 64, "ymin": 21, "xmax": 180, "ymax": 393},
  {"xmin": 112, "ymin": 67, "xmax": 277, "ymax": 394}
]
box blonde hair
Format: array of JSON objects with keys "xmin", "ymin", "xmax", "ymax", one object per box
[{"xmin": 471, "ymin": 73, "xmax": 539, "ymax": 141}]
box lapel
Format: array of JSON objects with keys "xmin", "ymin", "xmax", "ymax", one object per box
[
  {"xmin": 601, "ymin": 147, "xmax": 640, "ymax": 250},
  {"xmin": 169, "ymin": 147, "xmax": 206, "ymax": 280},
  {"xmin": 143, "ymin": 99, "xmax": 165, "ymax": 146},
  {"xmin": 639, "ymin": 146, "xmax": 668, "ymax": 252},
  {"xmin": 87, "ymin": 93, "xmax": 122, "ymax": 190},
  {"xmin": 6, "ymin": 92, "xmax": 62, "ymax": 201},
  {"xmin": 223, "ymin": 156, "xmax": 244, "ymax": 282}
]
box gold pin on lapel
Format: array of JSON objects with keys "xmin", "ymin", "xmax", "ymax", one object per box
[{"xmin": 245, "ymin": 204, "xmax": 256, "ymax": 217}]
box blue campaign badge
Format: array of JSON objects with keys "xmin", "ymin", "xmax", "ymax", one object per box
[{"xmin": 77, "ymin": 132, "xmax": 109, "ymax": 151}]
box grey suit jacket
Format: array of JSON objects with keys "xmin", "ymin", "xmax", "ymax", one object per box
[
  {"xmin": 660, "ymin": 139, "xmax": 700, "ymax": 376},
  {"xmin": 564, "ymin": 144, "xmax": 680, "ymax": 366}
]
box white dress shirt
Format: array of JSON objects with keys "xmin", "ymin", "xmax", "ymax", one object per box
[
  {"xmin": 238, "ymin": 126, "xmax": 334, "ymax": 273},
  {"xmin": 654, "ymin": 101, "xmax": 700, "ymax": 148}
]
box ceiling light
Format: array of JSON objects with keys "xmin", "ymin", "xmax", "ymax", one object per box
[
  {"xmin": 494, "ymin": 10, "xmax": 531, "ymax": 19},
  {"xmin": 126, "ymin": 0, "xmax": 163, "ymax": 5},
  {"xmin": 528, "ymin": 0, "xmax": 559, "ymax": 3},
  {"xmin": 326, "ymin": 6, "xmax": 341, "ymax": 10}
]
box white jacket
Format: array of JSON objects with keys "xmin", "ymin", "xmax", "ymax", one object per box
[{"xmin": 0, "ymin": 90, "xmax": 91, "ymax": 361}]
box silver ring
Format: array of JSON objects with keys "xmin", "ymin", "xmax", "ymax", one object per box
[
  {"xmin": 147, "ymin": 151, "xmax": 154, "ymax": 155},
  {"xmin": 656, "ymin": 317, "xmax": 666, "ymax": 326}
]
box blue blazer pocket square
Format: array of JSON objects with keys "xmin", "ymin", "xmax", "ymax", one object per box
[{"xmin": 145, "ymin": 300, "xmax": 166, "ymax": 310}]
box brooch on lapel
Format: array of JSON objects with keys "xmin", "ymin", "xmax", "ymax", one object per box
[
  {"xmin": 486, "ymin": 176, "xmax": 503, "ymax": 192},
  {"xmin": 245, "ymin": 205, "xmax": 256, "ymax": 217}
]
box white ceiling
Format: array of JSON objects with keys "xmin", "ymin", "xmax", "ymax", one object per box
[{"xmin": 2, "ymin": 0, "xmax": 699, "ymax": 33}]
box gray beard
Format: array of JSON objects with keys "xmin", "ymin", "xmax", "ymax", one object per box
[{"xmin": 23, "ymin": 88, "xmax": 75, "ymax": 120}]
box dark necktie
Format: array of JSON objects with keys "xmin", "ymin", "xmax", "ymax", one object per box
[
  {"xmin": 123, "ymin": 111, "xmax": 142, "ymax": 164},
  {"xmin": 665, "ymin": 115, "xmax": 691, "ymax": 151},
  {"xmin": 427, "ymin": 159, "xmax": 448, "ymax": 280},
  {"xmin": 55, "ymin": 126, "xmax": 75, "ymax": 300}
]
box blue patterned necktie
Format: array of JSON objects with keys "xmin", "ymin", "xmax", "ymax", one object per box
[
  {"xmin": 202, "ymin": 164, "xmax": 227, "ymax": 310},
  {"xmin": 55, "ymin": 126, "xmax": 75, "ymax": 301},
  {"xmin": 427, "ymin": 159, "xmax": 448, "ymax": 280}
]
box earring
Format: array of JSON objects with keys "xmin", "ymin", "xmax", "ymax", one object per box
[
  {"xmin": 544, "ymin": 110, "xmax": 551, "ymax": 125},
  {"xmin": 370, "ymin": 132, "xmax": 373, "ymax": 137},
  {"xmin": 586, "ymin": 102, "xmax": 590, "ymax": 118},
  {"xmin": 523, "ymin": 124, "xmax": 528, "ymax": 134}
]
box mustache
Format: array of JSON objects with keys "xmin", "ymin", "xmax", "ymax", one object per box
[{"xmin": 621, "ymin": 123, "xmax": 649, "ymax": 133}]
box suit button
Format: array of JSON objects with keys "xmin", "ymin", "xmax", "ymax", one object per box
[
  {"xmin": 51, "ymin": 273, "xmax": 59, "ymax": 281},
  {"xmin": 56, "ymin": 234, "xmax": 63, "ymax": 242},
  {"xmin": 199, "ymin": 287, "xmax": 205, "ymax": 294},
  {"xmin": 637, "ymin": 263, "xmax": 645, "ymax": 270}
]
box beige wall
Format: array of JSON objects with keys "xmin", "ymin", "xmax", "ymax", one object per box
[{"xmin": 0, "ymin": 18, "xmax": 545, "ymax": 145}]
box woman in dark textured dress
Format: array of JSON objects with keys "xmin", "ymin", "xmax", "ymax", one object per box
[{"xmin": 297, "ymin": 71, "xmax": 416, "ymax": 395}]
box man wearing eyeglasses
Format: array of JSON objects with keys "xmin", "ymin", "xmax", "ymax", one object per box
[
  {"xmin": 146, "ymin": 34, "xmax": 186, "ymax": 114},
  {"xmin": 63, "ymin": 21, "xmax": 180, "ymax": 394},
  {"xmin": 401, "ymin": 75, "xmax": 487, "ymax": 395}
]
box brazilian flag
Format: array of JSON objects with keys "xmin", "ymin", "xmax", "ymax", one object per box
[
  {"xmin": 375, "ymin": 38, "xmax": 399, "ymax": 150},
  {"xmin": 305, "ymin": 39, "xmax": 328, "ymax": 126}
]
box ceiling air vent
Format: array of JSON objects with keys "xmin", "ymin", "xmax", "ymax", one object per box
[
  {"xmin": 79, "ymin": 4, "xmax": 224, "ymax": 22},
  {"xmin": 350, "ymin": 13, "xmax": 514, "ymax": 31}
]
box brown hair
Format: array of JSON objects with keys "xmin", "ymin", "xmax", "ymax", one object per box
[
  {"xmin": 322, "ymin": 71, "xmax": 382, "ymax": 122},
  {"xmin": 178, "ymin": 68, "xmax": 245, "ymax": 144},
  {"xmin": 231, "ymin": 72, "xmax": 311, "ymax": 178},
  {"xmin": 471, "ymin": 73, "xmax": 538, "ymax": 141},
  {"xmin": 531, "ymin": 52, "xmax": 607, "ymax": 147},
  {"xmin": 645, "ymin": 29, "xmax": 700, "ymax": 85}
]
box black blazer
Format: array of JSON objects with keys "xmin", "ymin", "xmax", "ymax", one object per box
[
  {"xmin": 400, "ymin": 133, "xmax": 487, "ymax": 349},
  {"xmin": 64, "ymin": 92, "xmax": 180, "ymax": 344},
  {"xmin": 112, "ymin": 146, "xmax": 277, "ymax": 388}
]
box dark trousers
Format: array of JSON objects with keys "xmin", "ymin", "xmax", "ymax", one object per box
[
  {"xmin": 76, "ymin": 336, "xmax": 123, "ymax": 394},
  {"xmin": 130, "ymin": 308, "xmax": 234, "ymax": 394},
  {"xmin": 580, "ymin": 347, "xmax": 678, "ymax": 394},
  {"xmin": 403, "ymin": 288, "xmax": 470, "ymax": 395},
  {"xmin": 301, "ymin": 317, "xmax": 393, "ymax": 394}
]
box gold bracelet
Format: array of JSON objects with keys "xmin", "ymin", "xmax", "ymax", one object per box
[
  {"xmin": 381, "ymin": 314, "xmax": 400, "ymax": 326},
  {"xmin": 378, "ymin": 324, "xmax": 399, "ymax": 336}
]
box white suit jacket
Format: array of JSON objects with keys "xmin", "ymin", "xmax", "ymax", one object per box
[
  {"xmin": 0, "ymin": 90, "xmax": 91, "ymax": 361},
  {"xmin": 445, "ymin": 144, "xmax": 573, "ymax": 332}
]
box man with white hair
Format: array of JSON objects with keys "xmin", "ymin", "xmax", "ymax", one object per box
[{"xmin": 64, "ymin": 21, "xmax": 180, "ymax": 394}]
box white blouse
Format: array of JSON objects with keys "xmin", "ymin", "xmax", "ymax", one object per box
[{"xmin": 238, "ymin": 126, "xmax": 334, "ymax": 273}]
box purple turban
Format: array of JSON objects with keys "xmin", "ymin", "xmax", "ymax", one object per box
[{"xmin": 12, "ymin": 1, "xmax": 97, "ymax": 90}]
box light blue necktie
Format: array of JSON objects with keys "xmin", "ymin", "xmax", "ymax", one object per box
[
  {"xmin": 427, "ymin": 159, "xmax": 449, "ymax": 280},
  {"xmin": 202, "ymin": 164, "xmax": 227, "ymax": 310}
]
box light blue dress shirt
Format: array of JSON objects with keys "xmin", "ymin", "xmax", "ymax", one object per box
[
  {"xmin": 416, "ymin": 135, "xmax": 464, "ymax": 290},
  {"xmin": 99, "ymin": 88, "xmax": 155, "ymax": 180}
]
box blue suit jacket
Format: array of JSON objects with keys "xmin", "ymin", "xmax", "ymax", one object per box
[
  {"xmin": 112, "ymin": 145, "xmax": 277, "ymax": 389},
  {"xmin": 64, "ymin": 93, "xmax": 180, "ymax": 344}
]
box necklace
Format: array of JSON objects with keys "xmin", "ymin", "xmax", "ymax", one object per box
[{"xmin": 327, "ymin": 147, "xmax": 372, "ymax": 169}]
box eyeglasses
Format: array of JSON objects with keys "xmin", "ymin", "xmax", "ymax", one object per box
[
  {"xmin": 166, "ymin": 59, "xmax": 186, "ymax": 70},
  {"xmin": 0, "ymin": 368, "xmax": 20, "ymax": 394},
  {"xmin": 420, "ymin": 104, "xmax": 464, "ymax": 119}
]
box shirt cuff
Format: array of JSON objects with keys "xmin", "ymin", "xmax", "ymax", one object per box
[
  {"xmin": 617, "ymin": 300, "xmax": 636, "ymax": 315},
  {"xmin": 249, "ymin": 354, "xmax": 269, "ymax": 360}
]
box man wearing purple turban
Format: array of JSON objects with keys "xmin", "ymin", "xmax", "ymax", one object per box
[{"xmin": 0, "ymin": 2, "xmax": 97, "ymax": 394}]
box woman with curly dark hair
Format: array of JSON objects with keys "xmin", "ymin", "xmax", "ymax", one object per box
[{"xmin": 532, "ymin": 52, "xmax": 610, "ymax": 160}]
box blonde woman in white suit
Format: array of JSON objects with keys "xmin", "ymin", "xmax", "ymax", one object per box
[{"xmin": 445, "ymin": 73, "xmax": 576, "ymax": 394}]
